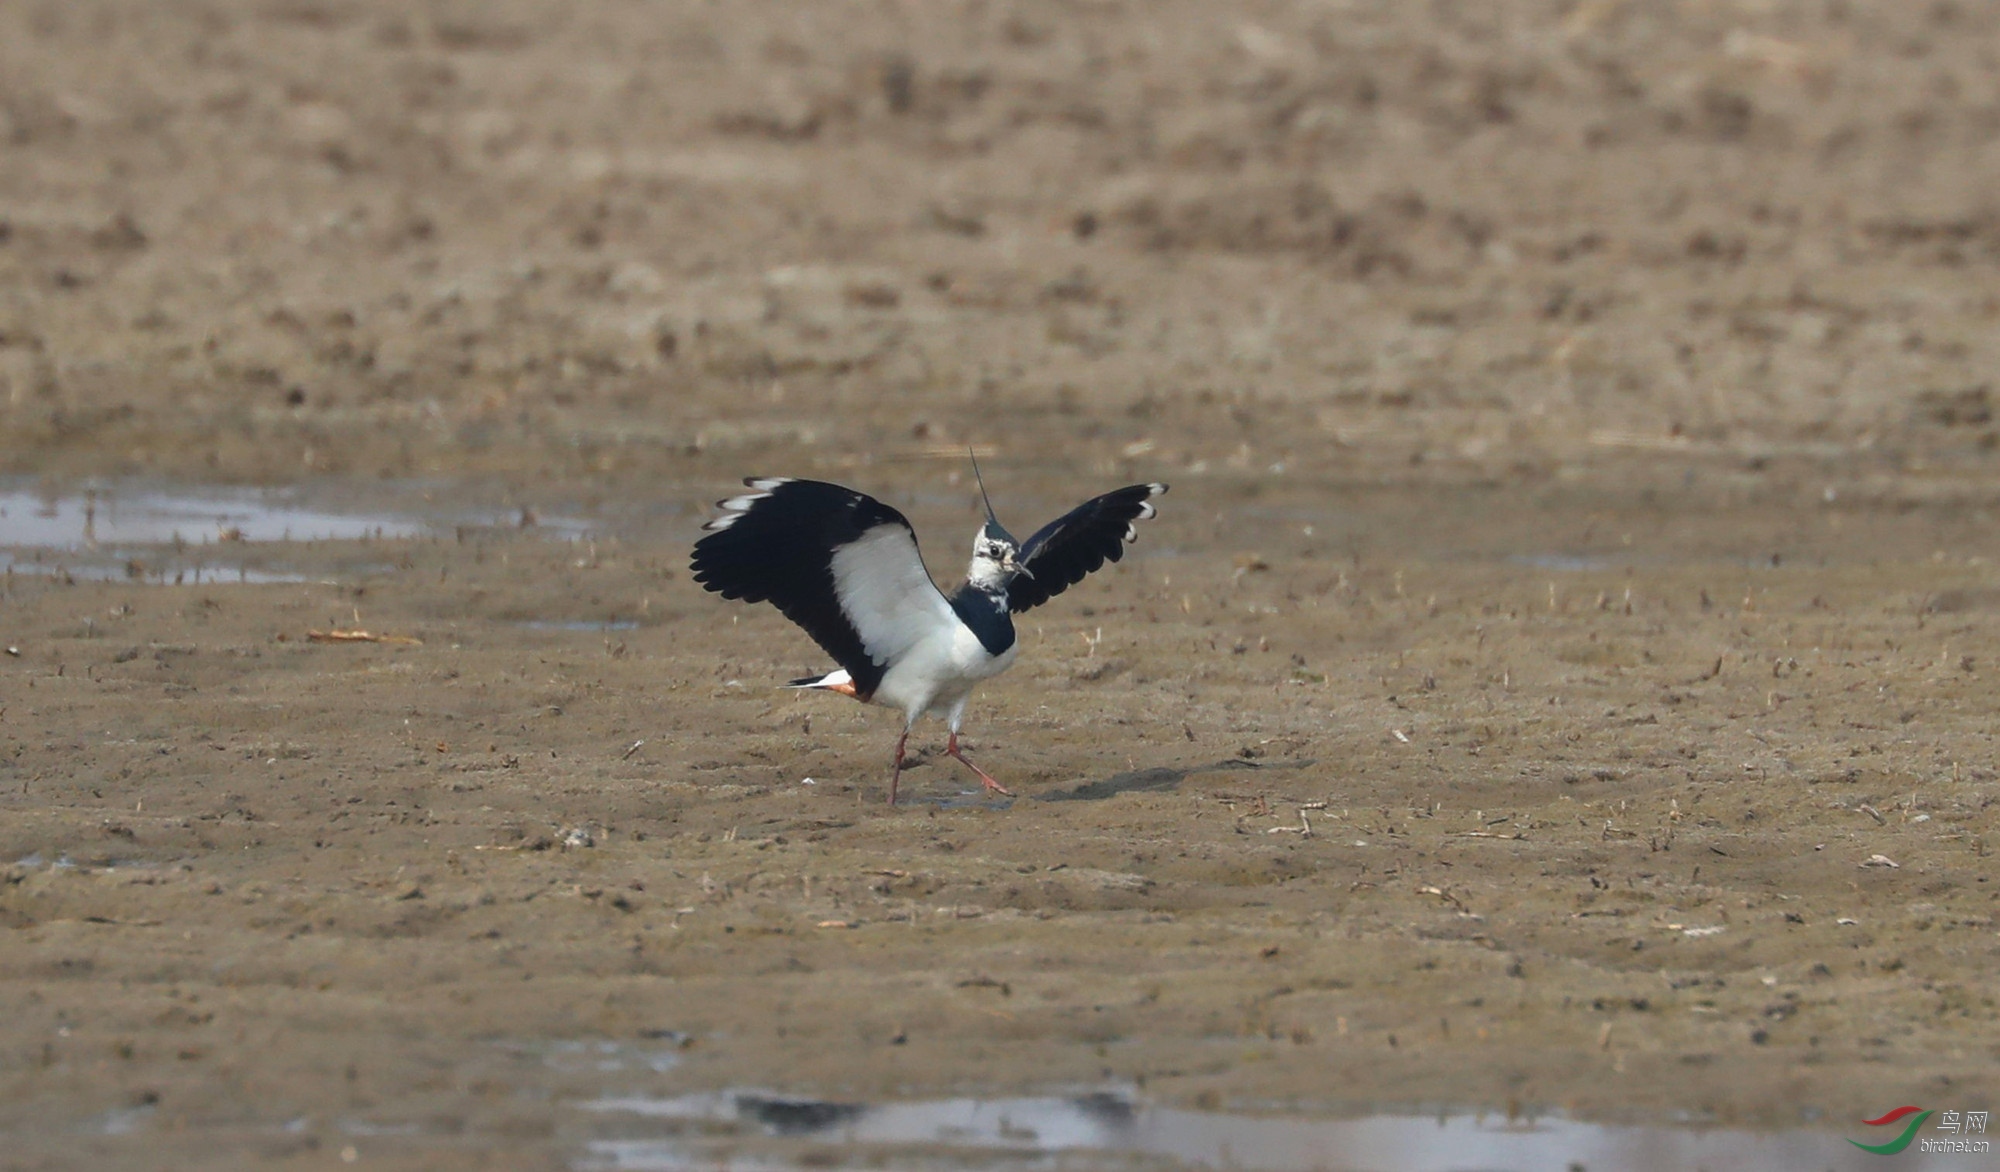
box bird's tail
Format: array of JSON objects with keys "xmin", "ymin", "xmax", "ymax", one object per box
[{"xmin": 785, "ymin": 668, "xmax": 858, "ymax": 697}]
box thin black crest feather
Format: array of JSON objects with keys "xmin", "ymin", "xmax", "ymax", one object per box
[{"xmin": 968, "ymin": 446, "xmax": 999, "ymax": 527}]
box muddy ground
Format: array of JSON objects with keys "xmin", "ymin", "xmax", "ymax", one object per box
[{"xmin": 4, "ymin": 0, "xmax": 2000, "ymax": 1168}]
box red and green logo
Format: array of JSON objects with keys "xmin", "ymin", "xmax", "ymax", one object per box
[{"xmin": 1850, "ymin": 1106, "xmax": 1933, "ymax": 1154}]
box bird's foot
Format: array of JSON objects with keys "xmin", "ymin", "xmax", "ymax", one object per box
[
  {"xmin": 888, "ymin": 730, "xmax": 910, "ymax": 806},
  {"xmin": 946, "ymin": 734, "xmax": 1012, "ymax": 798}
]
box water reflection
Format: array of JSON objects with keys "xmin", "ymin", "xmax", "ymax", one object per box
[
  {"xmin": 0, "ymin": 486, "xmax": 429, "ymax": 547},
  {"xmin": 0, "ymin": 482, "xmax": 588, "ymax": 586},
  {"xmin": 0, "ymin": 552, "xmax": 315, "ymax": 584},
  {"xmin": 575, "ymin": 1089, "xmax": 1960, "ymax": 1172}
]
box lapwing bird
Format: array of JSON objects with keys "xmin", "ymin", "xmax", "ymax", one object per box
[{"xmin": 691, "ymin": 464, "xmax": 1166, "ymax": 804}]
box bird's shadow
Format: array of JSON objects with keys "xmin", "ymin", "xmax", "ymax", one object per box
[
  {"xmin": 896, "ymin": 756, "xmax": 1312, "ymax": 809},
  {"xmin": 1034, "ymin": 757, "xmax": 1314, "ymax": 803}
]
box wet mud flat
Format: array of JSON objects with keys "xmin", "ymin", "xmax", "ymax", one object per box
[
  {"xmin": 6, "ymin": 0, "xmax": 2000, "ymax": 1165},
  {"xmin": 1, "ymin": 469, "xmax": 1997, "ymax": 1169}
]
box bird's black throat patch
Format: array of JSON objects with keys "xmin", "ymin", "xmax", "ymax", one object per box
[{"xmin": 947, "ymin": 584, "xmax": 1016, "ymax": 657}]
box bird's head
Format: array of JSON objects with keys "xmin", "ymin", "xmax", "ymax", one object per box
[
  {"xmin": 964, "ymin": 449, "xmax": 1031, "ymax": 591},
  {"xmin": 968, "ymin": 519, "xmax": 1028, "ymax": 590}
]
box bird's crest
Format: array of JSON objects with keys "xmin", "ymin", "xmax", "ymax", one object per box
[{"xmin": 968, "ymin": 447, "xmax": 1016, "ymax": 545}]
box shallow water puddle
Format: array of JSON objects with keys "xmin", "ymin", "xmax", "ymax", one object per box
[
  {"xmin": 497, "ymin": 1036, "xmax": 690, "ymax": 1077},
  {"xmin": 0, "ymin": 482, "xmax": 585, "ymax": 584},
  {"xmin": 1507, "ymin": 552, "xmax": 1617, "ymax": 572},
  {"xmin": 573, "ymin": 1090, "xmax": 1958, "ymax": 1172},
  {"xmin": 0, "ymin": 486, "xmax": 430, "ymax": 547},
  {"xmin": 88, "ymin": 1102, "xmax": 158, "ymax": 1137},
  {"xmin": 0, "ymin": 552, "xmax": 318, "ymax": 584}
]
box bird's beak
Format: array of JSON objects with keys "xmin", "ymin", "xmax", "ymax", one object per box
[{"xmin": 1006, "ymin": 556, "xmax": 1033, "ymax": 579}]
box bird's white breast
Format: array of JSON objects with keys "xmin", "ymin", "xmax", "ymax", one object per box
[{"xmin": 874, "ymin": 619, "xmax": 1018, "ymax": 718}]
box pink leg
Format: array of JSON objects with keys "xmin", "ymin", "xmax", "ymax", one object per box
[
  {"xmin": 888, "ymin": 729, "xmax": 909, "ymax": 806},
  {"xmin": 946, "ymin": 732, "xmax": 1012, "ymax": 797}
]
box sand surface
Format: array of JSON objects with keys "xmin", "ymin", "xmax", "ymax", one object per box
[{"xmin": 3, "ymin": 1, "xmax": 1999, "ymax": 1168}]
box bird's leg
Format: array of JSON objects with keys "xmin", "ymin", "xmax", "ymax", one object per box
[
  {"xmin": 888, "ymin": 729, "xmax": 909, "ymax": 806},
  {"xmin": 945, "ymin": 732, "xmax": 1012, "ymax": 797}
]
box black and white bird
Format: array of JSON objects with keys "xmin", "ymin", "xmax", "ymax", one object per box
[{"xmin": 691, "ymin": 463, "xmax": 1166, "ymax": 804}]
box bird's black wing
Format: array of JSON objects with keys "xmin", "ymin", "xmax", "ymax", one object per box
[
  {"xmin": 691, "ymin": 478, "xmax": 956, "ymax": 699},
  {"xmin": 1008, "ymin": 483, "xmax": 1167, "ymax": 613}
]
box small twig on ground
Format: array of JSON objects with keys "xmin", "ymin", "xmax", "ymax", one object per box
[{"xmin": 306, "ymin": 629, "xmax": 422, "ymax": 646}]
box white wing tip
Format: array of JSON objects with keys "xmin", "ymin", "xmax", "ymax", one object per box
[
  {"xmin": 703, "ymin": 477, "xmax": 795, "ymax": 530},
  {"xmin": 1129, "ymin": 485, "xmax": 1166, "ymax": 532}
]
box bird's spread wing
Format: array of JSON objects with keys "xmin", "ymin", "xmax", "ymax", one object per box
[
  {"xmin": 690, "ymin": 478, "xmax": 955, "ymax": 698},
  {"xmin": 1008, "ymin": 483, "xmax": 1167, "ymax": 613}
]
